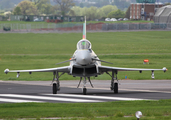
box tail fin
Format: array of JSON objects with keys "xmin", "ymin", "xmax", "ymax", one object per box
[{"xmin": 82, "ymin": 16, "xmax": 86, "ymax": 39}]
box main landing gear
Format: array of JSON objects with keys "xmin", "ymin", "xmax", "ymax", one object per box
[
  {"xmin": 77, "ymin": 77, "xmax": 94, "ymax": 95},
  {"xmin": 107, "ymin": 70, "xmax": 118, "ymax": 94},
  {"xmin": 52, "ymin": 71, "xmax": 65, "ymax": 94}
]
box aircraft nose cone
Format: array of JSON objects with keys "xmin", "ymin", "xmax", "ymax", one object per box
[{"xmin": 76, "ymin": 50, "xmax": 92, "ymax": 65}]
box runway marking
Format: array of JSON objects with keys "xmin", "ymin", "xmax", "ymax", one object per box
[
  {"xmin": 45, "ymin": 94, "xmax": 150, "ymax": 101},
  {"xmin": 120, "ymin": 89, "xmax": 171, "ymax": 94},
  {"xmin": 0, "ymin": 98, "xmax": 43, "ymax": 103},
  {"xmin": 0, "ymin": 94, "xmax": 103, "ymax": 103}
]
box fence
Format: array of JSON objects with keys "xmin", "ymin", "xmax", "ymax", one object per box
[{"xmin": 0, "ymin": 23, "xmax": 170, "ymax": 32}]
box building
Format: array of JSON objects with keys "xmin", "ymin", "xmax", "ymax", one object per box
[
  {"xmin": 130, "ymin": 3, "xmax": 163, "ymax": 20},
  {"xmin": 153, "ymin": 5, "xmax": 171, "ymax": 23},
  {"xmin": 10, "ymin": 15, "xmax": 84, "ymax": 22}
]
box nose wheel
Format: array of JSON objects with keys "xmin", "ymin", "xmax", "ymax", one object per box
[
  {"xmin": 53, "ymin": 83, "xmax": 57, "ymax": 94},
  {"xmin": 77, "ymin": 77, "xmax": 93, "ymax": 95},
  {"xmin": 114, "ymin": 83, "xmax": 118, "ymax": 94},
  {"xmin": 83, "ymin": 88, "xmax": 87, "ymax": 95}
]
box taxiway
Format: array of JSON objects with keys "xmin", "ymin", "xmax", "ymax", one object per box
[{"xmin": 0, "ymin": 80, "xmax": 171, "ymax": 103}]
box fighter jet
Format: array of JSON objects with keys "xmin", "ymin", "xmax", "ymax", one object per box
[{"xmin": 4, "ymin": 18, "xmax": 167, "ymax": 95}]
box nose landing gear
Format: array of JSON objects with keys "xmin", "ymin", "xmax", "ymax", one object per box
[{"xmin": 77, "ymin": 77, "xmax": 94, "ymax": 95}]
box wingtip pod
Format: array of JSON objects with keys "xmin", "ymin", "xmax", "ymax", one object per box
[
  {"xmin": 163, "ymin": 67, "xmax": 167, "ymax": 72},
  {"xmin": 4, "ymin": 69, "xmax": 9, "ymax": 74}
]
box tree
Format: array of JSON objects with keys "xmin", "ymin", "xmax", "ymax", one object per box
[
  {"xmin": 35, "ymin": 0, "xmax": 53, "ymax": 14},
  {"xmin": 86, "ymin": 6, "xmax": 98, "ymax": 20},
  {"xmin": 40, "ymin": 3, "xmax": 53, "ymax": 15},
  {"xmin": 28, "ymin": 0, "xmax": 41, "ymax": 5},
  {"xmin": 107, "ymin": 9, "xmax": 125, "ymax": 19},
  {"xmin": 4, "ymin": 11, "xmax": 12, "ymax": 17},
  {"xmin": 125, "ymin": 6, "xmax": 130, "ymax": 19},
  {"xmin": 35, "ymin": 0, "xmax": 50, "ymax": 10},
  {"xmin": 71, "ymin": 6, "xmax": 82, "ymax": 16},
  {"xmin": 51, "ymin": 5, "xmax": 60, "ymax": 15},
  {"xmin": 13, "ymin": 6, "xmax": 21, "ymax": 15},
  {"xmin": 68, "ymin": 9, "xmax": 75, "ymax": 16},
  {"xmin": 100, "ymin": 5, "xmax": 118, "ymax": 17},
  {"xmin": 53, "ymin": 0, "xmax": 75, "ymax": 15},
  {"xmin": 96, "ymin": 8, "xmax": 105, "ymax": 19},
  {"xmin": 16, "ymin": 1, "xmax": 38, "ymax": 15},
  {"xmin": 71, "ymin": 5, "xmax": 117, "ymax": 20}
]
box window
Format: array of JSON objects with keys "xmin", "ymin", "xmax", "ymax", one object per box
[{"xmin": 77, "ymin": 40, "xmax": 92, "ymax": 50}]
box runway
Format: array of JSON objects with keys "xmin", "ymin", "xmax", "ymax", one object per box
[{"xmin": 0, "ymin": 80, "xmax": 171, "ymax": 103}]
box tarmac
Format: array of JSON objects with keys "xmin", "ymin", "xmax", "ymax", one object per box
[{"xmin": 0, "ymin": 80, "xmax": 171, "ymax": 103}]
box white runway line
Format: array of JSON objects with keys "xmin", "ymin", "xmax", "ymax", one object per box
[
  {"xmin": 0, "ymin": 94, "xmax": 103, "ymax": 103},
  {"xmin": 45, "ymin": 94, "xmax": 151, "ymax": 101},
  {"xmin": 0, "ymin": 98, "xmax": 43, "ymax": 103},
  {"xmin": 120, "ymin": 89, "xmax": 171, "ymax": 94}
]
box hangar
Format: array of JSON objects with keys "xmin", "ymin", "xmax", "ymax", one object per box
[{"xmin": 153, "ymin": 5, "xmax": 171, "ymax": 23}]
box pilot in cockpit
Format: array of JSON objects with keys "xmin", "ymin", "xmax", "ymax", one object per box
[{"xmin": 77, "ymin": 40, "xmax": 92, "ymax": 50}]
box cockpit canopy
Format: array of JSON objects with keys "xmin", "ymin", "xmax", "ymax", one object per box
[{"xmin": 77, "ymin": 39, "xmax": 92, "ymax": 50}]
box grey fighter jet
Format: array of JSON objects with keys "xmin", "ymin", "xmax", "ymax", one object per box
[{"xmin": 4, "ymin": 18, "xmax": 167, "ymax": 95}]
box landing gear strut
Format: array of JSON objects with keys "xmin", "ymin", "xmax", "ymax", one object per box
[
  {"xmin": 52, "ymin": 71, "xmax": 64, "ymax": 94},
  {"xmin": 77, "ymin": 77, "xmax": 94, "ymax": 95},
  {"xmin": 107, "ymin": 70, "xmax": 118, "ymax": 94},
  {"xmin": 83, "ymin": 77, "xmax": 87, "ymax": 95}
]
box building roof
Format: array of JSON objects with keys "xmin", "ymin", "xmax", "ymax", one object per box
[{"xmin": 154, "ymin": 5, "xmax": 171, "ymax": 23}]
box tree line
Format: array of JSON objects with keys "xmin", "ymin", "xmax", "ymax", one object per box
[
  {"xmin": 12, "ymin": 0, "xmax": 126, "ymax": 20},
  {"xmin": 7, "ymin": 0, "xmax": 171, "ymax": 20}
]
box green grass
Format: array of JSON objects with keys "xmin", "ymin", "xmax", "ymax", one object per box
[
  {"xmin": 0, "ymin": 31, "xmax": 170, "ymax": 80},
  {"xmin": 0, "ymin": 100, "xmax": 171, "ymax": 119},
  {"xmin": 1, "ymin": 31, "xmax": 171, "ymax": 54}
]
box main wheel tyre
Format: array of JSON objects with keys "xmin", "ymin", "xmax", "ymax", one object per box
[
  {"xmin": 53, "ymin": 83, "xmax": 57, "ymax": 94},
  {"xmin": 114, "ymin": 83, "xmax": 118, "ymax": 94},
  {"xmin": 83, "ymin": 88, "xmax": 87, "ymax": 95}
]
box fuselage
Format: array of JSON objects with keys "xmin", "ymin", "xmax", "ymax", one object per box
[{"xmin": 69, "ymin": 39, "xmax": 101, "ymax": 77}]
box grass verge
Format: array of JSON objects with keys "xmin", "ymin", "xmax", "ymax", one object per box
[{"xmin": 0, "ymin": 100, "xmax": 171, "ymax": 119}]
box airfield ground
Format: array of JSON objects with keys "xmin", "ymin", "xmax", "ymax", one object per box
[
  {"xmin": 0, "ymin": 80, "xmax": 171, "ymax": 120},
  {"xmin": 0, "ymin": 30, "xmax": 171, "ymax": 119},
  {"xmin": 0, "ymin": 31, "xmax": 170, "ymax": 80}
]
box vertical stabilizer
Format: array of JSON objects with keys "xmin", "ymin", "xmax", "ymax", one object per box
[{"xmin": 82, "ymin": 16, "xmax": 86, "ymax": 39}]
